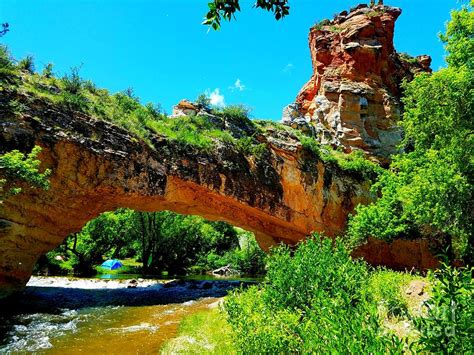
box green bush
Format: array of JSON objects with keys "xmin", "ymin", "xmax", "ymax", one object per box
[
  {"xmin": 235, "ymin": 136, "xmax": 267, "ymax": 158},
  {"xmin": 413, "ymin": 264, "xmax": 473, "ymax": 354},
  {"xmin": 217, "ymin": 104, "xmax": 256, "ymax": 135},
  {"xmin": 367, "ymin": 269, "xmax": 415, "ymax": 317},
  {"xmin": 0, "ymin": 45, "xmax": 18, "ymax": 82},
  {"xmin": 399, "ymin": 52, "xmax": 419, "ymax": 64},
  {"xmin": 224, "ymin": 286, "xmax": 302, "ymax": 353},
  {"xmin": 220, "ymin": 104, "xmax": 251, "ymax": 121},
  {"xmin": 42, "ymin": 63, "xmax": 54, "ymax": 78},
  {"xmin": 18, "ymin": 55, "xmax": 35, "ymax": 74},
  {"xmin": 334, "ymin": 150, "xmax": 382, "ymax": 180},
  {"xmin": 195, "ymin": 93, "xmax": 211, "ymax": 111},
  {"xmin": 60, "ymin": 91, "xmax": 89, "ymax": 112},
  {"xmin": 224, "ymin": 236, "xmax": 405, "ymax": 353},
  {"xmin": 61, "ymin": 67, "xmax": 83, "ymax": 94},
  {"xmin": 0, "ymin": 146, "xmax": 51, "ymax": 198},
  {"xmin": 299, "ymin": 135, "xmax": 321, "ymax": 158}
]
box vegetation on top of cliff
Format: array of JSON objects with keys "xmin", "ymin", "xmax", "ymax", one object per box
[
  {"xmin": 347, "ymin": 3, "xmax": 473, "ymax": 263},
  {"xmin": 0, "ymin": 50, "xmax": 254, "ymax": 152},
  {"xmin": 0, "ymin": 47, "xmax": 379, "ymax": 181},
  {"xmin": 399, "ymin": 52, "xmax": 419, "ymax": 64},
  {"xmin": 0, "ymin": 146, "xmax": 50, "ymax": 200}
]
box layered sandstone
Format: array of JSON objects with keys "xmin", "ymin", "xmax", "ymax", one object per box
[
  {"xmin": 0, "ymin": 88, "xmax": 439, "ymax": 298},
  {"xmin": 0, "ymin": 4, "xmax": 440, "ymax": 298},
  {"xmin": 283, "ymin": 4, "xmax": 431, "ymax": 161}
]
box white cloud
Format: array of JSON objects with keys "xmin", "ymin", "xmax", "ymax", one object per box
[
  {"xmin": 282, "ymin": 63, "xmax": 294, "ymax": 74},
  {"xmin": 207, "ymin": 88, "xmax": 225, "ymax": 107},
  {"xmin": 229, "ymin": 78, "xmax": 246, "ymax": 92}
]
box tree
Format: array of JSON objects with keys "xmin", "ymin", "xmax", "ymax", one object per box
[
  {"xmin": 0, "ymin": 146, "xmax": 51, "ymax": 201},
  {"xmin": 204, "ymin": 0, "xmax": 290, "ymax": 30},
  {"xmin": 347, "ymin": 2, "xmax": 473, "ymax": 263},
  {"xmin": 64, "ymin": 208, "xmax": 137, "ymax": 275}
]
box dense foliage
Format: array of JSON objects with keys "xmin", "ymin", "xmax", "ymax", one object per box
[
  {"xmin": 0, "ymin": 146, "xmax": 50, "ymax": 199},
  {"xmin": 348, "ymin": 3, "xmax": 474, "ymax": 262},
  {"xmin": 39, "ymin": 209, "xmax": 266, "ymax": 276},
  {"xmin": 224, "ymin": 236, "xmax": 473, "ymax": 353},
  {"xmin": 224, "ymin": 237, "xmax": 406, "ymax": 353},
  {"xmin": 413, "ymin": 265, "xmax": 473, "ymax": 354}
]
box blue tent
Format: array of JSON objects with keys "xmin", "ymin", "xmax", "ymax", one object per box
[{"xmin": 101, "ymin": 259, "xmax": 123, "ymax": 270}]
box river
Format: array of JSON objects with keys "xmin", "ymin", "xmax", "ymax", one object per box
[{"xmin": 0, "ymin": 275, "xmax": 255, "ymax": 353}]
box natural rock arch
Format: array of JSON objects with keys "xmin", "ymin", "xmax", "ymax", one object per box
[
  {"xmin": 0, "ymin": 92, "xmax": 371, "ymax": 297},
  {"xmin": 0, "ymin": 91, "xmax": 438, "ymax": 299},
  {"xmin": 0, "ymin": 4, "xmax": 440, "ymax": 299}
]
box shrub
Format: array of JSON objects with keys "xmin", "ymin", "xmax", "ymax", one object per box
[
  {"xmin": 0, "ymin": 146, "xmax": 51, "ymax": 198},
  {"xmin": 334, "ymin": 149, "xmax": 383, "ymax": 180},
  {"xmin": 299, "ymin": 135, "xmax": 320, "ymax": 157},
  {"xmin": 220, "ymin": 104, "xmax": 250, "ymax": 121},
  {"xmin": 235, "ymin": 136, "xmax": 267, "ymax": 158},
  {"xmin": 42, "ymin": 63, "xmax": 54, "ymax": 78},
  {"xmin": 225, "ymin": 286, "xmax": 302, "ymax": 353},
  {"xmin": 0, "ymin": 45, "xmax": 18, "ymax": 81},
  {"xmin": 224, "ymin": 236, "xmax": 405, "ymax": 353},
  {"xmin": 413, "ymin": 264, "xmax": 473, "ymax": 354},
  {"xmin": 62, "ymin": 67, "xmax": 83, "ymax": 94},
  {"xmin": 399, "ymin": 52, "xmax": 418, "ymax": 64},
  {"xmin": 368, "ymin": 269, "xmax": 415, "ymax": 317},
  {"xmin": 18, "ymin": 55, "xmax": 35, "ymax": 74},
  {"xmin": 195, "ymin": 93, "xmax": 211, "ymax": 111},
  {"xmin": 60, "ymin": 91, "xmax": 89, "ymax": 112},
  {"xmin": 218, "ymin": 104, "xmax": 255, "ymax": 132},
  {"xmin": 114, "ymin": 91, "xmax": 141, "ymax": 113},
  {"xmin": 83, "ymin": 80, "xmax": 97, "ymax": 94}
]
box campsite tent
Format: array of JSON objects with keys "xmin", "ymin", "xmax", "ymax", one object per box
[{"xmin": 101, "ymin": 259, "xmax": 123, "ymax": 270}]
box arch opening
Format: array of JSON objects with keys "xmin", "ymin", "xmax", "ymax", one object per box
[{"xmin": 33, "ymin": 208, "xmax": 267, "ymax": 279}]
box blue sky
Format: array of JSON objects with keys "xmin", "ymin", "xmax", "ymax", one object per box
[{"xmin": 0, "ymin": 0, "xmax": 460, "ymax": 119}]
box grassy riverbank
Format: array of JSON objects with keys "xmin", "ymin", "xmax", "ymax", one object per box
[
  {"xmin": 161, "ymin": 302, "xmax": 236, "ymax": 354},
  {"xmin": 160, "ymin": 263, "xmax": 436, "ymax": 354}
]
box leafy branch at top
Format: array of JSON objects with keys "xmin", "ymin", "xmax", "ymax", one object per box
[
  {"xmin": 0, "ymin": 23, "xmax": 9, "ymax": 37},
  {"xmin": 204, "ymin": 0, "xmax": 290, "ymax": 30}
]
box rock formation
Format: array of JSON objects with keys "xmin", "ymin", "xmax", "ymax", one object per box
[
  {"xmin": 0, "ymin": 88, "xmax": 439, "ymax": 298},
  {"xmin": 0, "ymin": 4, "xmax": 440, "ymax": 299},
  {"xmin": 171, "ymin": 99, "xmax": 201, "ymax": 117},
  {"xmin": 282, "ymin": 4, "xmax": 431, "ymax": 161}
]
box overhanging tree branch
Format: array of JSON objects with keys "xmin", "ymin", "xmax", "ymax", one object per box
[{"xmin": 203, "ymin": 0, "xmax": 290, "ymax": 30}]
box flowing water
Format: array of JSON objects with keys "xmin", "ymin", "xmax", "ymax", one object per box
[{"xmin": 0, "ymin": 276, "xmax": 254, "ymax": 353}]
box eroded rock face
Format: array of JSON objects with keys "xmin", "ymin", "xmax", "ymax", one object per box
[
  {"xmin": 283, "ymin": 4, "xmax": 431, "ymax": 161},
  {"xmin": 0, "ymin": 90, "xmax": 371, "ymax": 298},
  {"xmin": 0, "ymin": 89, "xmax": 440, "ymax": 299},
  {"xmin": 0, "ymin": 4, "xmax": 442, "ymax": 298}
]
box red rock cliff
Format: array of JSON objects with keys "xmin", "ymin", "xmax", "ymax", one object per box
[{"xmin": 283, "ymin": 4, "xmax": 431, "ymax": 161}]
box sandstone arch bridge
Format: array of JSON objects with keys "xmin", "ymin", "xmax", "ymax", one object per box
[
  {"xmin": 0, "ymin": 3, "xmax": 439, "ymax": 299},
  {"xmin": 0, "ymin": 91, "xmax": 437, "ymax": 299}
]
